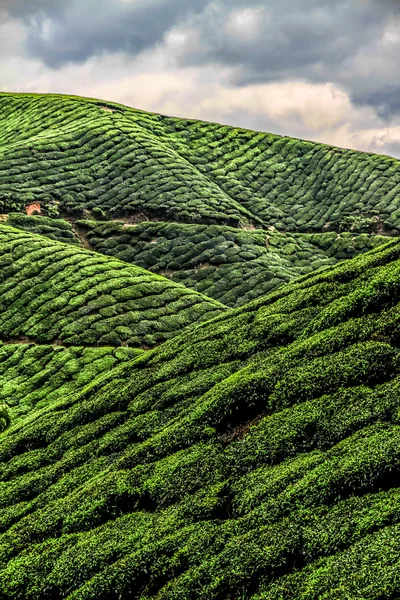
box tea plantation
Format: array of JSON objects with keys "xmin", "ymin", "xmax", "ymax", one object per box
[
  {"xmin": 0, "ymin": 225, "xmax": 224, "ymax": 348},
  {"xmin": 1, "ymin": 92, "xmax": 400, "ymax": 232},
  {"xmin": 1, "ymin": 91, "xmax": 400, "ymax": 598},
  {"xmin": 0, "ymin": 342, "xmax": 142, "ymax": 421},
  {"xmin": 0, "ymin": 238, "xmax": 400, "ymax": 598},
  {"xmin": 79, "ymin": 219, "xmax": 388, "ymax": 306}
]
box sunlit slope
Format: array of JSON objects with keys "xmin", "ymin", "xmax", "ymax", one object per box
[
  {"xmin": 0, "ymin": 93, "xmax": 257, "ymax": 226},
  {"xmin": 1, "ymin": 92, "xmax": 400, "ymax": 232},
  {"xmin": 79, "ymin": 219, "xmax": 389, "ymax": 306},
  {"xmin": 0, "ymin": 225, "xmax": 225, "ymax": 348},
  {"xmin": 1, "ymin": 239, "xmax": 400, "ymax": 597}
]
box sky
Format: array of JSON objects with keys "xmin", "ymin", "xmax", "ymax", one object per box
[{"xmin": 1, "ymin": 0, "xmax": 400, "ymax": 156}]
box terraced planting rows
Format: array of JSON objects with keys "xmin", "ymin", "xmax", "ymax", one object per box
[
  {"xmin": 1, "ymin": 239, "xmax": 400, "ymax": 597},
  {"xmin": 0, "ymin": 343, "xmax": 141, "ymax": 421},
  {"xmin": 1, "ymin": 93, "xmax": 400, "ymax": 232},
  {"xmin": 2, "ymin": 90, "xmax": 400, "ymax": 598},
  {"xmin": 0, "ymin": 93, "xmax": 256, "ymax": 226},
  {"xmin": 6, "ymin": 213, "xmax": 79, "ymax": 245},
  {"xmin": 79, "ymin": 220, "xmax": 388, "ymax": 306},
  {"xmin": 0, "ymin": 225, "xmax": 224, "ymax": 348}
]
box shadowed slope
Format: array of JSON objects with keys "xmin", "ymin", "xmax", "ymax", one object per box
[
  {"xmin": 1, "ymin": 239, "xmax": 400, "ymax": 598},
  {"xmin": 6, "ymin": 213, "xmax": 80, "ymax": 246},
  {"xmin": 78, "ymin": 219, "xmax": 389, "ymax": 306}
]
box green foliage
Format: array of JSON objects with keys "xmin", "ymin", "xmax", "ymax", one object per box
[
  {"xmin": 0, "ymin": 342, "xmax": 142, "ymax": 420},
  {"xmin": 1, "ymin": 91, "xmax": 400, "ymax": 599},
  {"xmin": 78, "ymin": 219, "xmax": 388, "ymax": 306},
  {"xmin": 0, "ymin": 225, "xmax": 225, "ymax": 348},
  {"xmin": 0, "ymin": 240, "xmax": 400, "ymax": 597},
  {"xmin": 1, "ymin": 92, "xmax": 400, "ymax": 232},
  {"xmin": 0, "ymin": 404, "xmax": 10, "ymax": 432},
  {"xmin": 6, "ymin": 213, "xmax": 79, "ymax": 245}
]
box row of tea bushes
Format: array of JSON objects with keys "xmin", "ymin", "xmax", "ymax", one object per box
[
  {"xmin": 79, "ymin": 219, "xmax": 389, "ymax": 306},
  {"xmin": 1, "ymin": 240, "xmax": 400, "ymax": 597},
  {"xmin": 6, "ymin": 213, "xmax": 79, "ymax": 245},
  {"xmin": 0, "ymin": 225, "xmax": 225, "ymax": 348},
  {"xmin": 0, "ymin": 342, "xmax": 141, "ymax": 421}
]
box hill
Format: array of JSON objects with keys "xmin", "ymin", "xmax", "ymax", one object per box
[
  {"xmin": 1, "ymin": 91, "xmax": 399, "ymax": 310},
  {"xmin": 78, "ymin": 219, "xmax": 388, "ymax": 306},
  {"xmin": 0, "ymin": 238, "xmax": 400, "ymax": 598},
  {"xmin": 1, "ymin": 92, "xmax": 400, "ymax": 233},
  {"xmin": 0, "ymin": 225, "xmax": 224, "ymax": 348}
]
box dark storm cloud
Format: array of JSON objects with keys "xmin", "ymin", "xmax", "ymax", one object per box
[
  {"xmin": 2, "ymin": 0, "xmax": 208, "ymax": 68},
  {"xmin": 178, "ymin": 1, "xmax": 397, "ymax": 86},
  {"xmin": 2, "ymin": 0, "xmax": 395, "ymax": 78},
  {"xmin": 353, "ymin": 85, "xmax": 400, "ymax": 120},
  {"xmin": 0, "ymin": 0, "xmax": 63, "ymax": 19},
  {"xmin": 174, "ymin": 0, "xmax": 400, "ymax": 119}
]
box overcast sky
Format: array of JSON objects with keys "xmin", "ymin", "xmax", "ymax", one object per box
[{"xmin": 1, "ymin": 0, "xmax": 400, "ymax": 156}]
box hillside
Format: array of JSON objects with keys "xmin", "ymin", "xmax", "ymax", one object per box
[
  {"xmin": 0, "ymin": 238, "xmax": 400, "ymax": 598},
  {"xmin": 78, "ymin": 219, "xmax": 388, "ymax": 306},
  {"xmin": 0, "ymin": 343, "xmax": 142, "ymax": 421},
  {"xmin": 0, "ymin": 225, "xmax": 224, "ymax": 348},
  {"xmin": 1, "ymin": 93, "xmax": 400, "ymax": 233},
  {"xmin": 1, "ymin": 92, "xmax": 400, "ymax": 309},
  {"xmin": 1, "ymin": 91, "xmax": 400, "ymax": 598}
]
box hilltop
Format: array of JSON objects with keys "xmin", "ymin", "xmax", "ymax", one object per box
[
  {"xmin": 0, "ymin": 92, "xmax": 398, "ymax": 306},
  {"xmin": 1, "ymin": 92, "xmax": 400, "ymax": 233}
]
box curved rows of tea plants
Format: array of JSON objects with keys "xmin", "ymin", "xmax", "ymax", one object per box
[
  {"xmin": 0, "ymin": 93, "xmax": 257, "ymax": 226},
  {"xmin": 0, "ymin": 342, "xmax": 141, "ymax": 421},
  {"xmin": 6, "ymin": 213, "xmax": 79, "ymax": 245},
  {"xmin": 78, "ymin": 219, "xmax": 388, "ymax": 306},
  {"xmin": 2, "ymin": 93, "xmax": 400, "ymax": 232},
  {"xmin": 161, "ymin": 115, "xmax": 400, "ymax": 232},
  {"xmin": 0, "ymin": 225, "xmax": 225, "ymax": 348},
  {"xmin": 1, "ymin": 239, "xmax": 400, "ymax": 598}
]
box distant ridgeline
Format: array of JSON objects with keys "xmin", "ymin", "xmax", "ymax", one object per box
[{"xmin": 1, "ymin": 92, "xmax": 400, "ymax": 233}]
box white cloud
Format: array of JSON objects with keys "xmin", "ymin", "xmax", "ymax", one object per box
[{"xmin": 224, "ymin": 7, "xmax": 265, "ymax": 42}]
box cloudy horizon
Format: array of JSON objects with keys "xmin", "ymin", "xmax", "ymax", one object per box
[{"xmin": 1, "ymin": 0, "xmax": 400, "ymax": 156}]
